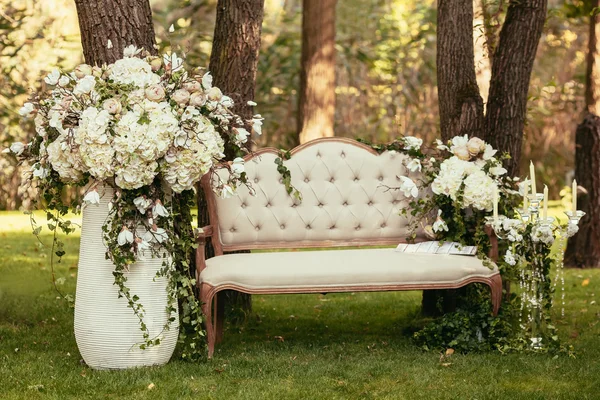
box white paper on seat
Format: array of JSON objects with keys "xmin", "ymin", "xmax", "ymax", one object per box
[{"xmin": 395, "ymin": 241, "xmax": 477, "ymax": 256}]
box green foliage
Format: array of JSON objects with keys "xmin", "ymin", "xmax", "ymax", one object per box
[{"xmin": 274, "ymin": 149, "xmax": 302, "ymax": 201}]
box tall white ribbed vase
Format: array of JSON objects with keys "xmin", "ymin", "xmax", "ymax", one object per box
[{"xmin": 74, "ymin": 185, "xmax": 179, "ymax": 370}]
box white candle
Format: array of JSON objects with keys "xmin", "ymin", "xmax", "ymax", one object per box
[
  {"xmin": 523, "ymin": 180, "xmax": 529, "ymax": 210},
  {"xmin": 493, "ymin": 186, "xmax": 499, "ymax": 223},
  {"xmin": 572, "ymin": 179, "xmax": 577, "ymax": 213},
  {"xmin": 543, "ymin": 185, "xmax": 548, "ymax": 219},
  {"xmin": 529, "ymin": 161, "xmax": 537, "ymax": 195}
]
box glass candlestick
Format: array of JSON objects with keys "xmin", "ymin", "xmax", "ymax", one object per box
[
  {"xmin": 527, "ymin": 193, "xmax": 544, "ymax": 221},
  {"xmin": 564, "ymin": 210, "xmax": 586, "ymax": 224}
]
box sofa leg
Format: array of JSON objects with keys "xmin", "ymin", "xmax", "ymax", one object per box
[
  {"xmin": 489, "ymin": 274, "xmax": 502, "ymax": 315},
  {"xmin": 215, "ymin": 291, "xmax": 225, "ymax": 344},
  {"xmin": 200, "ymin": 283, "xmax": 217, "ymax": 359}
]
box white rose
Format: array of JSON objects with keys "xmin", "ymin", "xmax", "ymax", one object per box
[
  {"xmin": 44, "ymin": 69, "xmax": 60, "ymax": 85},
  {"xmin": 453, "ymin": 146, "xmax": 471, "ymax": 161},
  {"xmin": 489, "ymin": 166, "xmax": 507, "ymax": 176},
  {"xmin": 403, "ymin": 136, "xmax": 423, "ymax": 151},
  {"xmin": 74, "ymin": 64, "xmax": 92, "ymax": 79},
  {"xmin": 482, "ymin": 144, "xmax": 498, "ymax": 160},
  {"xmin": 467, "ymin": 137, "xmax": 486, "ymax": 156},
  {"xmin": 207, "ymin": 87, "xmax": 222, "ymax": 102},
  {"xmin": 183, "ymin": 80, "xmax": 202, "ymax": 93},
  {"xmin": 190, "ymin": 92, "xmax": 207, "ymax": 107},
  {"xmin": 103, "ymin": 98, "xmax": 122, "ymax": 114},
  {"xmin": 172, "ymin": 89, "xmax": 190, "ymax": 104},
  {"xmin": 73, "ymin": 75, "xmax": 96, "ymax": 95},
  {"xmin": 231, "ymin": 157, "xmax": 245, "ymax": 177},
  {"xmin": 399, "ymin": 176, "xmax": 419, "ymax": 198},
  {"xmin": 19, "ymin": 102, "xmax": 35, "ymax": 118},
  {"xmin": 145, "ymin": 84, "xmax": 166, "ymax": 102},
  {"xmin": 7, "ymin": 142, "xmax": 25, "ymax": 156},
  {"xmin": 406, "ymin": 158, "xmax": 421, "ymax": 172},
  {"xmin": 201, "ymin": 72, "xmax": 213, "ymax": 90}
]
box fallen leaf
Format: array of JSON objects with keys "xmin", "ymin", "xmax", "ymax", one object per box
[
  {"xmin": 147, "ymin": 383, "xmax": 155, "ymax": 390},
  {"xmin": 441, "ymin": 363, "xmax": 452, "ymax": 367},
  {"xmin": 274, "ymin": 336, "xmax": 284, "ymax": 342},
  {"xmin": 582, "ymin": 279, "xmax": 590, "ymax": 287},
  {"xmin": 445, "ymin": 348, "xmax": 455, "ymax": 356}
]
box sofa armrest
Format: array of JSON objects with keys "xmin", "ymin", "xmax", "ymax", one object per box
[
  {"xmin": 484, "ymin": 224, "xmax": 499, "ymax": 262},
  {"xmin": 195, "ymin": 226, "xmax": 214, "ymax": 282}
]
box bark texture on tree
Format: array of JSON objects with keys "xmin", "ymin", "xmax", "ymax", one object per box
[
  {"xmin": 208, "ymin": 0, "xmax": 265, "ymax": 120},
  {"xmin": 201, "ymin": 0, "xmax": 266, "ymax": 317},
  {"xmin": 437, "ymin": 0, "xmax": 484, "ymax": 141},
  {"xmin": 483, "ymin": 0, "xmax": 547, "ymax": 177},
  {"xmin": 297, "ymin": 0, "xmax": 337, "ymax": 144},
  {"xmin": 74, "ymin": 0, "xmax": 157, "ymax": 65},
  {"xmin": 566, "ymin": 2, "xmax": 600, "ymax": 268},
  {"xmin": 565, "ymin": 115, "xmax": 600, "ymax": 267}
]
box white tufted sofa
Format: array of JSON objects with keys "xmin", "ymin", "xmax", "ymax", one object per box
[{"xmin": 196, "ymin": 137, "xmax": 502, "ymax": 358}]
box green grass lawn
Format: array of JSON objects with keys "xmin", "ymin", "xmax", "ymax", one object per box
[{"xmin": 1, "ymin": 210, "xmax": 600, "ymax": 399}]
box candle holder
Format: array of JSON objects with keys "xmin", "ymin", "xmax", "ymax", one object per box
[
  {"xmin": 564, "ymin": 210, "xmax": 586, "ymax": 224},
  {"xmin": 527, "ymin": 193, "xmax": 544, "ymax": 218},
  {"xmin": 537, "ymin": 216, "xmax": 555, "ymax": 226},
  {"xmin": 518, "ymin": 208, "xmax": 531, "ymax": 223},
  {"xmin": 484, "ymin": 215, "xmax": 506, "ymax": 233}
]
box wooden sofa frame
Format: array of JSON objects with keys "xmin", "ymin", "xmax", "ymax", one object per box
[{"xmin": 196, "ymin": 137, "xmax": 502, "ymax": 358}]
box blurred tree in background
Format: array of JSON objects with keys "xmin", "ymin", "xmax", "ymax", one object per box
[{"xmin": 0, "ymin": 0, "xmax": 592, "ymax": 210}]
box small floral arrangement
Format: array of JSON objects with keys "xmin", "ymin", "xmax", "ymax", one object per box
[
  {"xmin": 4, "ymin": 45, "xmax": 264, "ymax": 360},
  {"xmin": 366, "ymin": 134, "xmax": 517, "ymax": 249},
  {"xmin": 490, "ymin": 212, "xmax": 580, "ymax": 351}
]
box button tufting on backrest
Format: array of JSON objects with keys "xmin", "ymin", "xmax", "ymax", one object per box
[{"xmin": 212, "ymin": 141, "xmax": 417, "ymax": 247}]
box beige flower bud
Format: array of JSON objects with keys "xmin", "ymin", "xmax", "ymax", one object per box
[
  {"xmin": 183, "ymin": 80, "xmax": 202, "ymax": 93},
  {"xmin": 207, "ymin": 87, "xmax": 222, "ymax": 101},
  {"xmin": 454, "ymin": 146, "xmax": 471, "ymax": 161},
  {"xmin": 145, "ymin": 84, "xmax": 166, "ymax": 102},
  {"xmin": 92, "ymin": 66, "xmax": 103, "ymax": 78},
  {"xmin": 172, "ymin": 89, "xmax": 190, "ymax": 105},
  {"xmin": 103, "ymin": 98, "xmax": 122, "ymax": 115},
  {"xmin": 149, "ymin": 57, "xmax": 163, "ymax": 72},
  {"xmin": 74, "ymin": 64, "xmax": 93, "ymax": 79},
  {"xmin": 189, "ymin": 92, "xmax": 207, "ymax": 107},
  {"xmin": 466, "ymin": 137, "xmax": 486, "ymax": 157}
]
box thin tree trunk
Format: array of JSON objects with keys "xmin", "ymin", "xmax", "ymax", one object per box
[
  {"xmin": 200, "ymin": 0, "xmax": 265, "ymax": 318},
  {"xmin": 483, "ymin": 0, "xmax": 547, "ymax": 177},
  {"xmin": 566, "ymin": 2, "xmax": 600, "ymax": 268},
  {"xmin": 437, "ymin": 0, "xmax": 484, "ymax": 142},
  {"xmin": 297, "ymin": 0, "xmax": 337, "ymax": 144},
  {"xmin": 74, "ymin": 0, "xmax": 157, "ymax": 65}
]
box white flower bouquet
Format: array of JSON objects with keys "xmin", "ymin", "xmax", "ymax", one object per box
[
  {"xmin": 9, "ymin": 45, "xmax": 260, "ymax": 196},
  {"xmin": 4, "ymin": 46, "xmax": 264, "ymax": 361}
]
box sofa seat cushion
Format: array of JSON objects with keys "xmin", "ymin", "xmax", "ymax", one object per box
[{"xmin": 200, "ymin": 248, "xmax": 497, "ymax": 290}]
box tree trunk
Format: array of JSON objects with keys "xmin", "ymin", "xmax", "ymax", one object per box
[
  {"xmin": 297, "ymin": 0, "xmax": 337, "ymax": 144},
  {"xmin": 74, "ymin": 0, "xmax": 157, "ymax": 65},
  {"xmin": 437, "ymin": 0, "xmax": 484, "ymax": 141},
  {"xmin": 566, "ymin": 2, "xmax": 600, "ymax": 268},
  {"xmin": 201, "ymin": 0, "xmax": 266, "ymax": 318},
  {"xmin": 483, "ymin": 0, "xmax": 547, "ymax": 177}
]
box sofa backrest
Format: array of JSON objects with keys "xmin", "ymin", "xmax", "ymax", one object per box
[{"xmin": 202, "ymin": 137, "xmax": 421, "ymax": 253}]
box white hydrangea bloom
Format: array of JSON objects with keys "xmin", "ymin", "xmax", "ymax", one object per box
[
  {"xmin": 114, "ymin": 157, "xmax": 158, "ymax": 190},
  {"xmin": 531, "ymin": 224, "xmax": 555, "ymax": 245},
  {"xmin": 109, "ymin": 57, "xmax": 160, "ymax": 88},
  {"xmin": 431, "ymin": 156, "xmax": 476, "ymax": 200},
  {"xmin": 47, "ymin": 132, "xmax": 86, "ymax": 182},
  {"xmin": 462, "ymin": 170, "xmax": 497, "ymax": 211},
  {"xmin": 504, "ymin": 249, "xmax": 517, "ymax": 266}
]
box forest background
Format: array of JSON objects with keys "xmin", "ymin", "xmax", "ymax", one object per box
[{"xmin": 0, "ymin": 0, "xmax": 583, "ymax": 210}]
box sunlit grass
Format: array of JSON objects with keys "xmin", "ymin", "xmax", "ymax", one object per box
[{"xmin": 1, "ymin": 207, "xmax": 600, "ymax": 399}]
